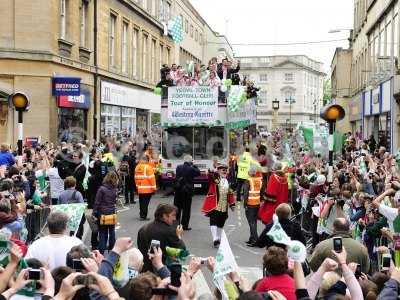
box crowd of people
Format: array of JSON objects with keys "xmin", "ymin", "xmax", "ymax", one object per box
[
  {"xmin": 156, "ymin": 58, "xmax": 260, "ymax": 99},
  {"xmin": 0, "ymin": 125, "xmax": 400, "ymax": 299}
]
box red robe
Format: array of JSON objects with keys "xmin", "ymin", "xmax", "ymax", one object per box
[
  {"xmin": 258, "ymin": 172, "xmax": 288, "ymax": 224},
  {"xmin": 201, "ymin": 173, "xmax": 235, "ymax": 214}
]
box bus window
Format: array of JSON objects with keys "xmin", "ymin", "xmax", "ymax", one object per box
[
  {"xmin": 162, "ymin": 127, "xmax": 193, "ymax": 159},
  {"xmin": 194, "ymin": 127, "xmax": 226, "ymax": 160}
]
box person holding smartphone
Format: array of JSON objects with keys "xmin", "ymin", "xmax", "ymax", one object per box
[{"xmin": 309, "ymin": 218, "xmax": 370, "ymax": 274}]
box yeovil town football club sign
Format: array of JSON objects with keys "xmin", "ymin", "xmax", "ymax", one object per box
[{"xmin": 166, "ymin": 86, "xmax": 218, "ymax": 126}]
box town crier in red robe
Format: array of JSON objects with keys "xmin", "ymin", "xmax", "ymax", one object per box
[{"xmin": 258, "ymin": 162, "xmax": 288, "ymax": 224}]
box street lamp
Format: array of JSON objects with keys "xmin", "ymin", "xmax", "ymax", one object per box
[
  {"xmin": 320, "ymin": 104, "xmax": 345, "ymax": 187},
  {"xmin": 9, "ymin": 92, "xmax": 30, "ymax": 156},
  {"xmin": 328, "ymin": 28, "xmax": 352, "ymax": 34},
  {"xmin": 285, "ymin": 96, "xmax": 295, "ymax": 131},
  {"xmin": 272, "ymin": 98, "xmax": 279, "ymax": 130}
]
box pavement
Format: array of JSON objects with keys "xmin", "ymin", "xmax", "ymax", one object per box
[{"xmin": 110, "ymin": 193, "xmax": 264, "ymax": 296}]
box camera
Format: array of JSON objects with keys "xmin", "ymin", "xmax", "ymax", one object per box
[
  {"xmin": 72, "ymin": 259, "xmax": 85, "ymax": 271},
  {"xmin": 28, "ymin": 269, "xmax": 42, "ymax": 280},
  {"xmin": 149, "ymin": 240, "xmax": 160, "ymax": 254},
  {"xmin": 73, "ymin": 274, "xmax": 97, "ymax": 286}
]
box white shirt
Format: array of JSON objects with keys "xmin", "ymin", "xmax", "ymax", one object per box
[
  {"xmin": 26, "ymin": 235, "xmax": 82, "ymax": 270},
  {"xmin": 379, "ymin": 203, "xmax": 398, "ymax": 232},
  {"xmin": 47, "ymin": 168, "xmax": 65, "ymax": 199}
]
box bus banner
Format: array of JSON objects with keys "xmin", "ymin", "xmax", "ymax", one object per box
[{"xmin": 165, "ymin": 86, "xmax": 219, "ymax": 126}]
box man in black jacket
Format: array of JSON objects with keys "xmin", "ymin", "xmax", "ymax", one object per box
[
  {"xmin": 173, "ymin": 155, "xmax": 200, "ymax": 231},
  {"xmin": 217, "ymin": 59, "xmax": 240, "ymax": 80},
  {"xmin": 137, "ymin": 203, "xmax": 185, "ymax": 272},
  {"xmin": 256, "ymin": 203, "xmax": 306, "ymax": 248},
  {"xmin": 121, "ymin": 148, "xmax": 137, "ymax": 205}
]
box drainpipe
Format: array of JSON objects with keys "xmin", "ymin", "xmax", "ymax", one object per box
[{"xmin": 93, "ymin": 0, "xmax": 98, "ymax": 140}]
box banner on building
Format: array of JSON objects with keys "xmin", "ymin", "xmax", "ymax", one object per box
[
  {"xmin": 52, "ymin": 77, "xmax": 81, "ymax": 96},
  {"xmin": 226, "ymin": 98, "xmax": 257, "ymax": 129},
  {"xmin": 164, "ymin": 86, "xmax": 219, "ymax": 127},
  {"xmin": 51, "ymin": 203, "xmax": 87, "ymax": 235}
]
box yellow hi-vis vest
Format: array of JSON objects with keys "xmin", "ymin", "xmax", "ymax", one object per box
[
  {"xmin": 237, "ymin": 152, "xmax": 252, "ymax": 180},
  {"xmin": 247, "ymin": 176, "xmax": 262, "ymax": 206}
]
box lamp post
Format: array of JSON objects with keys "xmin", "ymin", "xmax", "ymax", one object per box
[
  {"xmin": 320, "ymin": 104, "xmax": 345, "ymax": 190},
  {"xmin": 9, "ymin": 92, "xmax": 30, "ymax": 156},
  {"xmin": 272, "ymin": 98, "xmax": 280, "ymax": 130},
  {"xmin": 285, "ymin": 96, "xmax": 295, "ymax": 132}
]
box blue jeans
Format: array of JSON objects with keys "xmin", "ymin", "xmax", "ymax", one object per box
[{"xmin": 98, "ymin": 224, "xmax": 116, "ymax": 254}]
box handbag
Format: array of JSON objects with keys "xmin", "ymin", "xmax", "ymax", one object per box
[
  {"xmin": 99, "ymin": 213, "xmax": 117, "ymax": 225},
  {"xmin": 85, "ymin": 209, "xmax": 99, "ymax": 232}
]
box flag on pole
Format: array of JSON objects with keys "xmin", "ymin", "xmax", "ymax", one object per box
[
  {"xmin": 213, "ymin": 230, "xmax": 238, "ymax": 300},
  {"xmin": 168, "ymin": 15, "xmax": 184, "ymax": 43}
]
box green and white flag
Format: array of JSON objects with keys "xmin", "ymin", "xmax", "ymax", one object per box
[
  {"xmin": 168, "ymin": 15, "xmax": 184, "ymax": 43},
  {"xmin": 228, "ymin": 86, "xmax": 246, "ymax": 112},
  {"xmin": 213, "ymin": 230, "xmax": 238, "ymax": 300},
  {"xmin": 267, "ymin": 215, "xmax": 307, "ymax": 262},
  {"xmin": 51, "ymin": 203, "xmax": 87, "ymax": 234}
]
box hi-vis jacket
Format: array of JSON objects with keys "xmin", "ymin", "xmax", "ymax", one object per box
[
  {"xmin": 134, "ymin": 162, "xmax": 156, "ymax": 194},
  {"xmin": 237, "ymin": 152, "xmax": 260, "ymax": 180},
  {"xmin": 247, "ymin": 176, "xmax": 262, "ymax": 206}
]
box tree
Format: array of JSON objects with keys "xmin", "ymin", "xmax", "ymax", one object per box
[{"xmin": 323, "ymin": 79, "xmax": 331, "ymax": 106}]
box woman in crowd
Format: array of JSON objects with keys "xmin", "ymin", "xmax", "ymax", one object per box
[
  {"xmin": 93, "ymin": 171, "xmax": 119, "ymax": 254},
  {"xmin": 202, "ymin": 163, "xmax": 236, "ymax": 247}
]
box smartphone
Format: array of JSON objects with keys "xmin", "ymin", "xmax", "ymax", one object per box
[
  {"xmin": 28, "ymin": 269, "xmax": 42, "ymax": 280},
  {"xmin": 333, "ymin": 237, "xmax": 343, "ymax": 253},
  {"xmin": 151, "ymin": 288, "xmax": 177, "ymax": 296},
  {"xmin": 149, "ymin": 240, "xmax": 160, "ymax": 254},
  {"xmin": 355, "ymin": 264, "xmax": 361, "ymax": 279},
  {"xmin": 382, "ymin": 254, "xmax": 391, "ymax": 270},
  {"xmin": 72, "ymin": 259, "xmax": 85, "ymax": 271},
  {"xmin": 169, "ymin": 263, "xmax": 182, "ymax": 287},
  {"xmin": 200, "ymin": 258, "xmax": 208, "ymax": 265}
]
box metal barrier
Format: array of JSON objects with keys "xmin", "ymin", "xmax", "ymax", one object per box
[{"xmin": 25, "ymin": 207, "xmax": 51, "ymax": 243}]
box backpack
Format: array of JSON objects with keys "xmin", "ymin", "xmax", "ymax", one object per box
[
  {"xmin": 119, "ymin": 161, "xmax": 130, "ymax": 175},
  {"xmin": 57, "ymin": 161, "xmax": 71, "ymax": 180}
]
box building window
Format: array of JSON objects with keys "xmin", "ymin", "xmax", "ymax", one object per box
[
  {"xmin": 60, "ymin": 0, "xmax": 67, "ymax": 39},
  {"xmin": 284, "ymin": 90, "xmax": 295, "ymax": 102},
  {"xmin": 158, "ymin": 0, "xmax": 164, "ymax": 20},
  {"xmin": 185, "ymin": 19, "xmax": 189, "ymax": 33},
  {"xmin": 284, "ymin": 73, "xmax": 294, "ymax": 81},
  {"xmin": 259, "ymin": 74, "xmax": 268, "ymax": 82},
  {"xmin": 109, "ymin": 14, "xmax": 117, "ymax": 67},
  {"xmin": 165, "ymin": 2, "xmax": 171, "ymax": 20},
  {"xmin": 195, "ymin": 29, "xmax": 198, "ymax": 41},
  {"xmin": 132, "ymin": 28, "xmax": 138, "ymax": 77},
  {"xmin": 151, "ymin": 39, "xmax": 156, "ymax": 82},
  {"xmin": 259, "ymin": 90, "xmax": 267, "ymax": 105},
  {"xmin": 142, "ymin": 34, "xmax": 148, "ymax": 81},
  {"xmin": 122, "ymin": 22, "xmax": 128, "ymax": 74},
  {"xmin": 79, "ymin": 1, "xmax": 89, "ymax": 47},
  {"xmin": 166, "ymin": 47, "xmax": 170, "ymax": 65},
  {"xmin": 199, "ymin": 33, "xmax": 203, "ymax": 45},
  {"xmin": 190, "ymin": 25, "xmax": 193, "ymax": 37},
  {"xmin": 160, "ymin": 44, "xmax": 164, "ymax": 68}
]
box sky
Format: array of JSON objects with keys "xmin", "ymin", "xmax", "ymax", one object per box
[{"xmin": 189, "ymin": 0, "xmax": 354, "ymax": 74}]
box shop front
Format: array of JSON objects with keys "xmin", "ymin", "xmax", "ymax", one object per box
[
  {"xmin": 100, "ymin": 81, "xmax": 160, "ymax": 139},
  {"xmin": 348, "ymin": 95, "xmax": 362, "ymax": 135},
  {"xmin": 363, "ymin": 78, "xmax": 392, "ymax": 150},
  {"xmin": 57, "ymin": 86, "xmax": 90, "ymax": 143}
]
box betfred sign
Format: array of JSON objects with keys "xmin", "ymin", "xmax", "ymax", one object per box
[{"xmin": 52, "ymin": 77, "xmax": 81, "ymax": 96}]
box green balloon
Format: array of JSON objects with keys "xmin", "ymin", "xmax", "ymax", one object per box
[
  {"xmin": 154, "ymin": 87, "xmax": 162, "ymax": 95},
  {"xmin": 224, "ymin": 79, "xmax": 232, "ymax": 87}
]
